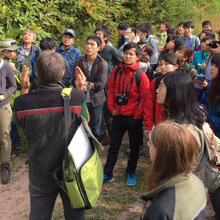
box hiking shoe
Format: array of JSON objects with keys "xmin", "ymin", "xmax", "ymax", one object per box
[
  {"xmin": 1, "ymin": 163, "xmax": 10, "ymax": 185},
  {"xmin": 103, "ymin": 174, "xmax": 114, "ymax": 183},
  {"xmin": 11, "ymin": 146, "xmax": 21, "ymax": 157},
  {"xmin": 127, "ymin": 173, "xmax": 136, "ymax": 186}
]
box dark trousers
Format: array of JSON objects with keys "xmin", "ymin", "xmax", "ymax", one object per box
[
  {"xmin": 29, "ymin": 183, "xmax": 85, "ymax": 220},
  {"xmin": 10, "ymin": 120, "xmax": 20, "ymax": 148},
  {"xmin": 210, "ymin": 186, "xmax": 220, "ymax": 219},
  {"xmin": 104, "ymin": 115, "xmax": 142, "ymax": 176}
]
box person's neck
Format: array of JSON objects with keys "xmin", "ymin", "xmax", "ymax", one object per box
[
  {"xmin": 61, "ymin": 44, "xmax": 72, "ymax": 51},
  {"xmin": 179, "ymin": 60, "xmax": 185, "ymax": 67},
  {"xmin": 185, "ymin": 34, "xmax": 191, "ymax": 40},
  {"xmin": 161, "ymin": 30, "xmax": 167, "ymax": 34},
  {"xmin": 169, "ymin": 49, "xmax": 174, "ymax": 53},
  {"xmin": 100, "ymin": 42, "xmax": 106, "ymax": 51},
  {"xmin": 87, "ymin": 54, "xmax": 98, "ymax": 64},
  {"xmin": 24, "ymin": 42, "xmax": 32, "ymax": 49}
]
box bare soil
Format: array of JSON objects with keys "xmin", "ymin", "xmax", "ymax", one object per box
[{"xmin": 0, "ymin": 142, "xmax": 217, "ymax": 220}]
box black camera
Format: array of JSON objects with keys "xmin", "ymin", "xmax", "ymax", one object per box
[
  {"xmin": 208, "ymin": 40, "xmax": 220, "ymax": 49},
  {"xmin": 116, "ymin": 94, "xmax": 128, "ymax": 105}
]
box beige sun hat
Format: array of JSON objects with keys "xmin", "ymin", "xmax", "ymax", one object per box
[{"xmin": 0, "ymin": 38, "xmax": 20, "ymax": 51}]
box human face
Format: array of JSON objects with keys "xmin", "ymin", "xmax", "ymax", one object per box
[
  {"xmin": 184, "ymin": 27, "xmax": 193, "ymax": 39},
  {"xmin": 123, "ymin": 48, "xmax": 140, "ymax": 65},
  {"xmin": 201, "ymin": 42, "xmax": 207, "ymax": 51},
  {"xmin": 118, "ymin": 29, "xmax": 125, "ymax": 37},
  {"xmin": 156, "ymin": 79, "xmax": 167, "ymax": 104},
  {"xmin": 95, "ymin": 31, "xmax": 105, "ymax": 44},
  {"xmin": 203, "ymin": 25, "xmax": 211, "ymax": 30},
  {"xmin": 178, "ymin": 25, "xmax": 184, "ymax": 36},
  {"xmin": 23, "ymin": 32, "xmax": 35, "ymax": 44},
  {"xmin": 148, "ymin": 138, "xmax": 157, "ymax": 162},
  {"xmin": 211, "ymin": 64, "xmax": 219, "ymax": 79},
  {"xmin": 62, "ymin": 34, "xmax": 75, "ymax": 47},
  {"xmin": 175, "ymin": 49, "xmax": 186, "ymax": 62},
  {"xmin": 135, "ymin": 30, "xmax": 147, "ymax": 41},
  {"xmin": 166, "ymin": 40, "xmax": 175, "ymax": 50},
  {"xmin": 160, "ymin": 24, "xmax": 167, "ymax": 33},
  {"xmin": 160, "ymin": 59, "xmax": 178, "ymax": 75},
  {"xmin": 199, "ymin": 32, "xmax": 206, "ymax": 42},
  {"xmin": 86, "ymin": 39, "xmax": 100, "ymax": 56},
  {"xmin": 3, "ymin": 50, "xmax": 17, "ymax": 59}
]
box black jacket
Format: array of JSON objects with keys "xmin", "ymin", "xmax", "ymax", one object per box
[{"xmin": 14, "ymin": 82, "xmax": 85, "ymax": 186}]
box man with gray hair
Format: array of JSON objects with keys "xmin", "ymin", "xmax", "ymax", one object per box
[
  {"xmin": 14, "ymin": 51, "xmax": 86, "ymax": 220},
  {"xmin": 18, "ymin": 30, "xmax": 40, "ymax": 70}
]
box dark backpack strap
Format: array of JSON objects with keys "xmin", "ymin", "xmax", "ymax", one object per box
[
  {"xmin": 135, "ymin": 68, "xmax": 142, "ymax": 89},
  {"xmin": 62, "ymin": 88, "xmax": 72, "ymax": 172},
  {"xmin": 114, "ymin": 66, "xmax": 142, "ymax": 89},
  {"xmin": 155, "ymin": 76, "xmax": 162, "ymax": 94},
  {"xmin": 114, "ymin": 66, "xmax": 121, "ymax": 83},
  {"xmin": 66, "ymin": 49, "xmax": 75, "ymax": 61},
  {"xmin": 97, "ymin": 57, "xmax": 104, "ymax": 74}
]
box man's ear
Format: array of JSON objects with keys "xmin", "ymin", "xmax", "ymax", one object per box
[
  {"xmin": 137, "ymin": 55, "xmax": 141, "ymax": 61},
  {"xmin": 61, "ymin": 71, "xmax": 65, "ymax": 79},
  {"xmin": 52, "ymin": 47, "xmax": 56, "ymax": 52},
  {"xmin": 183, "ymin": 56, "xmax": 188, "ymax": 62}
]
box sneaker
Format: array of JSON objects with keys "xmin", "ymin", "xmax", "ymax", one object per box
[
  {"xmin": 1, "ymin": 163, "xmax": 10, "ymax": 185},
  {"xmin": 103, "ymin": 174, "xmax": 114, "ymax": 183},
  {"xmin": 127, "ymin": 173, "xmax": 136, "ymax": 186}
]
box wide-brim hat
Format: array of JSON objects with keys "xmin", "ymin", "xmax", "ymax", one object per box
[{"xmin": 0, "ymin": 38, "xmax": 20, "ymax": 51}]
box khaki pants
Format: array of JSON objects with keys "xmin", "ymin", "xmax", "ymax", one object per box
[{"xmin": 0, "ymin": 103, "xmax": 12, "ymax": 163}]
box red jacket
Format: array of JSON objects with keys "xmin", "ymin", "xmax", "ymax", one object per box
[
  {"xmin": 108, "ymin": 61, "xmax": 150, "ymax": 119},
  {"xmin": 143, "ymin": 77, "xmax": 164, "ymax": 131}
]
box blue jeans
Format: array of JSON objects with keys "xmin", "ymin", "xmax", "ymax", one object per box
[{"xmin": 86, "ymin": 102, "xmax": 104, "ymax": 141}]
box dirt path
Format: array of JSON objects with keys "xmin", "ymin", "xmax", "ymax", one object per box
[{"xmin": 0, "ymin": 148, "xmax": 217, "ymax": 220}]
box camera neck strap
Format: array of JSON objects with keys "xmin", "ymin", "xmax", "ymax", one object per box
[{"xmin": 117, "ymin": 69, "xmax": 136, "ymax": 97}]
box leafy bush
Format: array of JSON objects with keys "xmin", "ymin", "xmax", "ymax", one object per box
[{"xmin": 0, "ymin": 0, "xmax": 219, "ymax": 51}]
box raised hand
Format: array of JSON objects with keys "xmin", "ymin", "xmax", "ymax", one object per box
[{"xmin": 75, "ymin": 66, "xmax": 87, "ymax": 90}]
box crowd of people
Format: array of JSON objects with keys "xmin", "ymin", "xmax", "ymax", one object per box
[{"xmin": 0, "ymin": 18, "xmax": 220, "ymax": 219}]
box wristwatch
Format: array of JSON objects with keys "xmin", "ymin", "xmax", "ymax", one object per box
[{"xmin": 86, "ymin": 81, "xmax": 91, "ymax": 90}]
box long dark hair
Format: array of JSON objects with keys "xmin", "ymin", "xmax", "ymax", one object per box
[
  {"xmin": 163, "ymin": 71, "xmax": 207, "ymax": 128},
  {"xmin": 208, "ymin": 54, "xmax": 220, "ymax": 108}
]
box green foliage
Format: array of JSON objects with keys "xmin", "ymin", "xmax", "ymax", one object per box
[{"xmin": 0, "ymin": 0, "xmax": 219, "ymax": 51}]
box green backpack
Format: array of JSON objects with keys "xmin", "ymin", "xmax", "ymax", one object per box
[{"xmin": 54, "ymin": 88, "xmax": 104, "ymax": 210}]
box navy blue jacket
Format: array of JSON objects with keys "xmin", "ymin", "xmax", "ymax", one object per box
[{"xmin": 56, "ymin": 43, "xmax": 82, "ymax": 78}]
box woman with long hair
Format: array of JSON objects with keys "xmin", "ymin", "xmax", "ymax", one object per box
[
  {"xmin": 156, "ymin": 71, "xmax": 220, "ymax": 218},
  {"xmin": 207, "ymin": 53, "xmax": 220, "ymax": 138},
  {"xmin": 141, "ymin": 121, "xmax": 207, "ymax": 219},
  {"xmin": 143, "ymin": 53, "xmax": 179, "ymax": 134}
]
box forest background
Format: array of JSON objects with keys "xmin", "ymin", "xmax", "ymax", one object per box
[{"xmin": 0, "ymin": 0, "xmax": 220, "ymax": 53}]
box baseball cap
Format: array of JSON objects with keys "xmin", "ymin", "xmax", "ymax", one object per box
[
  {"xmin": 64, "ymin": 29, "xmax": 76, "ymax": 38},
  {"xmin": 0, "ymin": 38, "xmax": 20, "ymax": 51}
]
